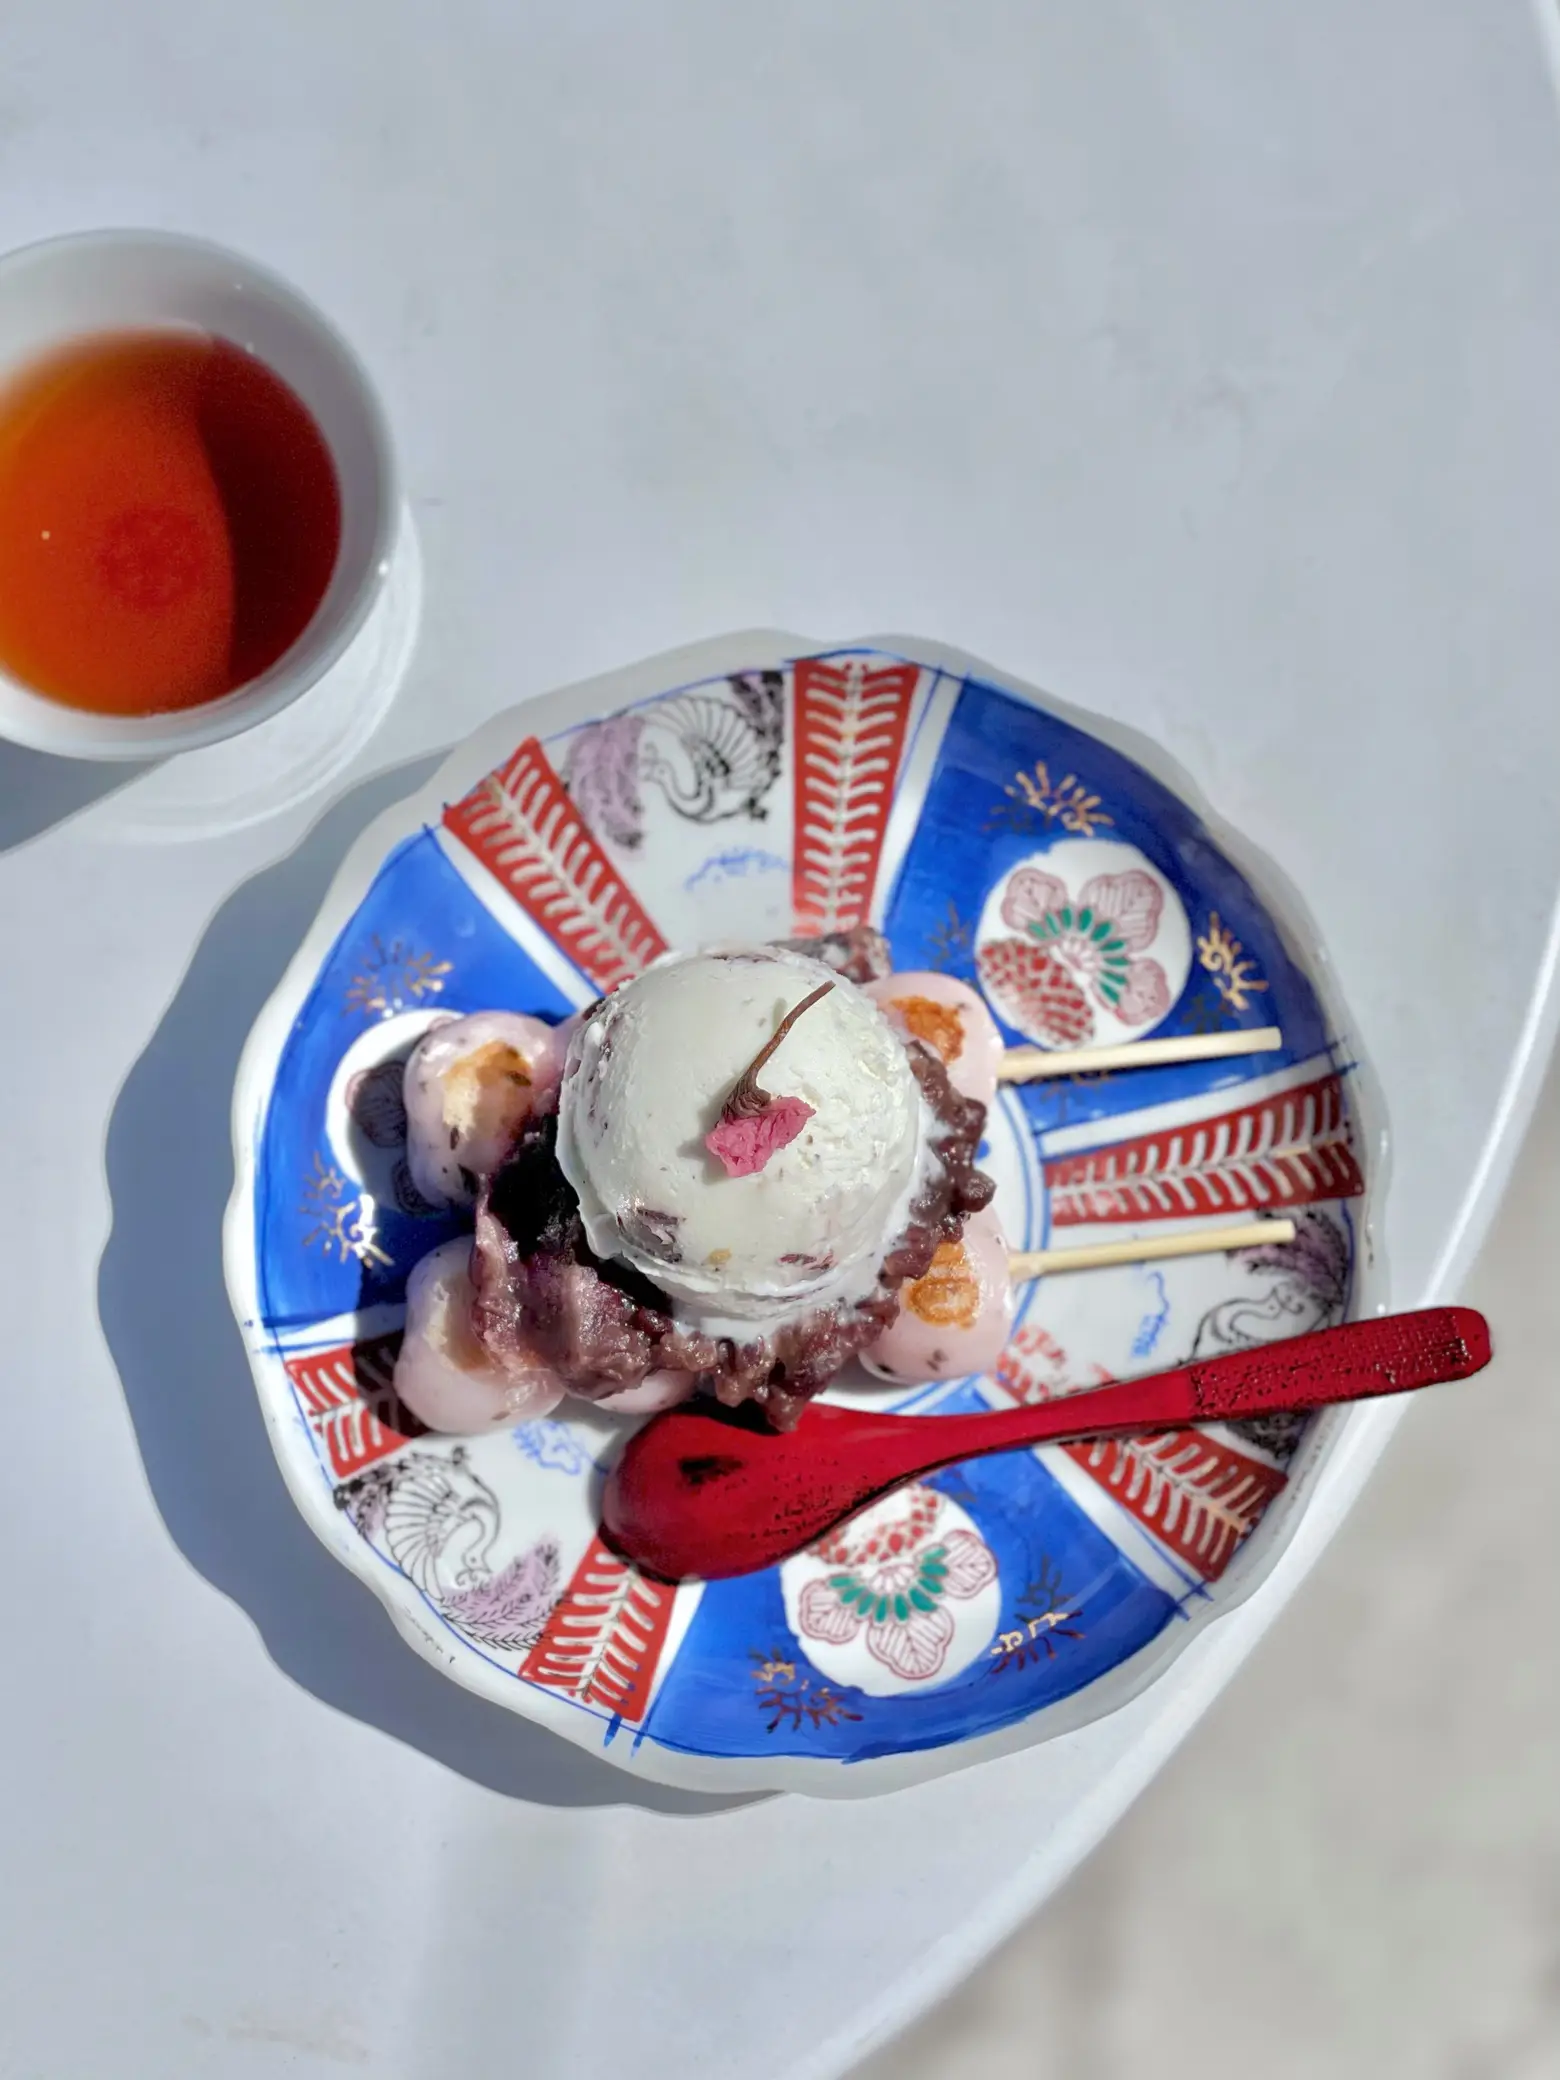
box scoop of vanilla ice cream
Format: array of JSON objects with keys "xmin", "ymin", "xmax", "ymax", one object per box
[{"xmin": 554, "ymin": 948, "xmax": 928, "ymax": 1333}]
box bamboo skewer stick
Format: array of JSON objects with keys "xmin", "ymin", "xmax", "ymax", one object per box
[
  {"xmin": 1009, "ymin": 1216, "xmax": 1296, "ymax": 1282},
  {"xmin": 998, "ymin": 1025, "xmax": 1283, "ymax": 1084}
]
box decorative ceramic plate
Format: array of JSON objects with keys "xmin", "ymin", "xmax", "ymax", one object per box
[{"xmin": 226, "ymin": 634, "xmax": 1380, "ymax": 1795}]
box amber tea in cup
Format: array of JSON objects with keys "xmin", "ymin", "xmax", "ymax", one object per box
[
  {"xmin": 0, "ymin": 230, "xmax": 396, "ymax": 762},
  {"xmin": 0, "ymin": 328, "xmax": 342, "ymax": 716}
]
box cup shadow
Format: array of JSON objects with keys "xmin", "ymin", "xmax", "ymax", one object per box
[
  {"xmin": 97, "ymin": 756, "xmax": 758, "ymax": 1816},
  {"xmin": 0, "ymin": 739, "xmax": 154, "ymax": 853}
]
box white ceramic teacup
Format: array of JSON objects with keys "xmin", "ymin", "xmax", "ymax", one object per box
[{"xmin": 0, "ymin": 229, "xmax": 398, "ymax": 761}]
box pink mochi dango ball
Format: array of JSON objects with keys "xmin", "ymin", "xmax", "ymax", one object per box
[
  {"xmin": 862, "ymin": 1205, "xmax": 1015, "ymax": 1386},
  {"xmin": 403, "ymin": 1011, "xmax": 569, "ymax": 1207},
  {"xmin": 865, "ymin": 971, "xmax": 1004, "ymax": 1108},
  {"xmin": 393, "ymin": 1237, "xmax": 565, "ymax": 1433}
]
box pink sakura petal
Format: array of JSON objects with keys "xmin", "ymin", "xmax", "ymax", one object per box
[
  {"xmin": 1001, "ymin": 866, "xmax": 1069, "ymax": 934},
  {"xmin": 1077, "ymin": 869, "xmax": 1163, "ymax": 952},
  {"xmin": 705, "ymin": 1096, "xmax": 815, "ymax": 1178},
  {"xmin": 1113, "ymin": 956, "xmax": 1171, "ymax": 1026},
  {"xmin": 866, "ymin": 1601, "xmax": 956, "ymax": 1681},
  {"xmin": 798, "ymin": 1578, "xmax": 865, "ymax": 1645},
  {"xmin": 938, "ymin": 1528, "xmax": 999, "ymax": 1598}
]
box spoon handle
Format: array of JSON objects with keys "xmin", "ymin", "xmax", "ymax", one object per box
[{"xmin": 890, "ymin": 1307, "xmax": 1491, "ymax": 1471}]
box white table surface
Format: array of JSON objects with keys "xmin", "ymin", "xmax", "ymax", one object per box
[
  {"xmin": 868, "ymin": 1055, "xmax": 1560, "ymax": 2080},
  {"xmin": 4, "ymin": 3, "xmax": 1560, "ymax": 2074}
]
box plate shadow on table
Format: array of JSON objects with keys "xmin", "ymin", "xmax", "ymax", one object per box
[
  {"xmin": 0, "ymin": 740, "xmax": 155, "ymax": 854},
  {"xmin": 97, "ymin": 755, "xmax": 761, "ymax": 1819}
]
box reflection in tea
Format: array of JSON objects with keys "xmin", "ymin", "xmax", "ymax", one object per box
[{"xmin": 0, "ymin": 329, "xmax": 340, "ymax": 715}]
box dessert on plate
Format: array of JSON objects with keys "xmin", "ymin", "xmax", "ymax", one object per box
[{"xmin": 392, "ymin": 926, "xmax": 1008, "ymax": 1432}]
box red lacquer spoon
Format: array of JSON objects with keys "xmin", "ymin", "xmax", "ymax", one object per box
[{"xmin": 601, "ymin": 1307, "xmax": 1492, "ymax": 1581}]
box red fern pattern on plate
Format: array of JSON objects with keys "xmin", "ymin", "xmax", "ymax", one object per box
[
  {"xmin": 444, "ymin": 736, "xmax": 668, "ymax": 990},
  {"xmin": 519, "ymin": 1535, "xmax": 676, "ymax": 1723},
  {"xmin": 1059, "ymin": 1428, "xmax": 1287, "ymax": 1580},
  {"xmin": 791, "ymin": 658, "xmax": 919, "ymax": 932},
  {"xmin": 1045, "ymin": 1074, "xmax": 1363, "ymax": 1226},
  {"xmin": 283, "ymin": 1332, "xmax": 424, "ymax": 1480}
]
